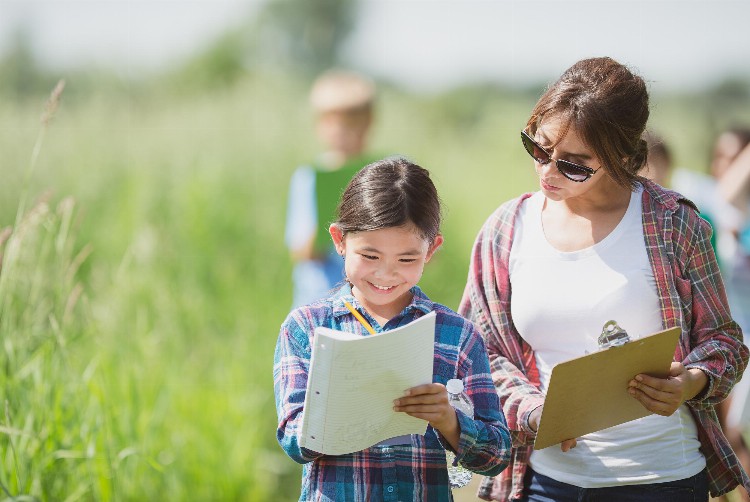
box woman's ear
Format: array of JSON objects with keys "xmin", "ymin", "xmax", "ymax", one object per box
[
  {"xmin": 329, "ymin": 224, "xmax": 345, "ymax": 255},
  {"xmin": 425, "ymin": 234, "xmax": 444, "ymax": 263}
]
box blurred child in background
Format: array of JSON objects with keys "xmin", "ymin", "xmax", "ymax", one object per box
[
  {"xmin": 672, "ymin": 128, "xmax": 750, "ymax": 502},
  {"xmin": 640, "ymin": 131, "xmax": 673, "ymax": 187},
  {"xmin": 285, "ymin": 69, "xmax": 379, "ymax": 307},
  {"xmin": 275, "ymin": 158, "xmax": 511, "ymax": 501}
]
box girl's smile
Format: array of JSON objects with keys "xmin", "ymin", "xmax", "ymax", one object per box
[{"xmin": 330, "ymin": 223, "xmax": 442, "ymax": 326}]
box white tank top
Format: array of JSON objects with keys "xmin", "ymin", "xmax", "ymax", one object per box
[{"xmin": 509, "ymin": 187, "xmax": 705, "ymax": 488}]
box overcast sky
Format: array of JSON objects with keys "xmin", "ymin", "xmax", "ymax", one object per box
[{"xmin": 0, "ymin": 0, "xmax": 748, "ymax": 93}]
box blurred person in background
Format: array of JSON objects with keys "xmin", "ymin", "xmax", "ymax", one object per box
[
  {"xmin": 639, "ymin": 131, "xmax": 673, "ymax": 187},
  {"xmin": 647, "ymin": 130, "xmax": 750, "ymax": 502},
  {"xmin": 715, "ymin": 131, "xmax": 750, "ymax": 502},
  {"xmin": 715, "ymin": 129, "xmax": 750, "ymax": 297},
  {"xmin": 460, "ymin": 57, "xmax": 749, "ymax": 501},
  {"xmin": 671, "ymin": 129, "xmax": 750, "ymax": 273},
  {"xmin": 285, "ymin": 69, "xmax": 379, "ymax": 307}
]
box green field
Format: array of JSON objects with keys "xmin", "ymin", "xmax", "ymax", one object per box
[{"xmin": 1, "ymin": 73, "xmax": 748, "ymax": 500}]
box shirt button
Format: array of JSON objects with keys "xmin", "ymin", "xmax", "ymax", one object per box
[{"xmin": 387, "ymin": 486, "xmax": 394, "ymax": 493}]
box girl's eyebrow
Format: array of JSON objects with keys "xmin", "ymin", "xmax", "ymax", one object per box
[{"xmin": 358, "ymin": 246, "xmax": 422, "ymax": 256}]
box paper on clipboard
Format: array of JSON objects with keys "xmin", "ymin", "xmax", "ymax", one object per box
[{"xmin": 534, "ymin": 326, "xmax": 681, "ymax": 450}]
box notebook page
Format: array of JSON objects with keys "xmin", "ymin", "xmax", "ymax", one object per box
[{"xmin": 299, "ymin": 312, "xmax": 435, "ymax": 455}]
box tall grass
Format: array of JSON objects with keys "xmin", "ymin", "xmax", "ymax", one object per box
[{"xmin": 0, "ymin": 74, "xmax": 748, "ymax": 500}]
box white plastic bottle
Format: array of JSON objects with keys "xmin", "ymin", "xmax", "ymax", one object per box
[{"xmin": 445, "ymin": 378, "xmax": 474, "ymax": 489}]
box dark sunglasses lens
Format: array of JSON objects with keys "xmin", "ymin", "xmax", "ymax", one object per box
[
  {"xmin": 558, "ymin": 160, "xmax": 591, "ymax": 182},
  {"xmin": 521, "ymin": 133, "xmax": 548, "ymax": 163}
]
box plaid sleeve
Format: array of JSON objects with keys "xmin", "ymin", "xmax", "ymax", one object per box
[
  {"xmin": 449, "ymin": 319, "xmax": 512, "ymax": 476},
  {"xmin": 458, "ymin": 200, "xmax": 545, "ymax": 447},
  {"xmin": 273, "ymin": 312, "xmax": 324, "ymax": 464},
  {"xmin": 673, "ymin": 203, "xmax": 749, "ymax": 408}
]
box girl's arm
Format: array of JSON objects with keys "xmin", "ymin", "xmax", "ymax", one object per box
[
  {"xmin": 450, "ymin": 325, "xmax": 513, "ymax": 476},
  {"xmin": 273, "ymin": 314, "xmax": 325, "ymax": 464},
  {"xmin": 393, "ymin": 320, "xmax": 512, "ymax": 476}
]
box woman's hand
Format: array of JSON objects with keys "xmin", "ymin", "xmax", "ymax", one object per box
[
  {"xmin": 529, "ymin": 406, "xmax": 577, "ymax": 452},
  {"xmin": 628, "ymin": 362, "xmax": 708, "ymax": 416},
  {"xmin": 394, "ymin": 383, "xmax": 460, "ymax": 449}
]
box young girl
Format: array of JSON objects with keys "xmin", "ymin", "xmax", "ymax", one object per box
[{"xmin": 274, "ymin": 157, "xmax": 511, "ymax": 501}]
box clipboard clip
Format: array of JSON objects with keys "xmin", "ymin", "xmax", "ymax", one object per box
[{"xmin": 597, "ymin": 320, "xmax": 631, "ymax": 350}]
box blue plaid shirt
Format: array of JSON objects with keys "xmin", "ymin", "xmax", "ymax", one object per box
[{"xmin": 274, "ymin": 284, "xmax": 511, "ymax": 501}]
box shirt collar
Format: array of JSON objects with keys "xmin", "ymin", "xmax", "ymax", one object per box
[
  {"xmin": 331, "ymin": 283, "xmax": 434, "ymax": 319},
  {"xmin": 641, "ymin": 178, "xmax": 698, "ymax": 213}
]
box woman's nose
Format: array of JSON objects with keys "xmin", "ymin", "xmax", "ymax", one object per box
[{"xmin": 537, "ymin": 158, "xmax": 557, "ymax": 177}]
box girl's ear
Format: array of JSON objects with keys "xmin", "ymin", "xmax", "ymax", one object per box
[
  {"xmin": 425, "ymin": 234, "xmax": 444, "ymax": 263},
  {"xmin": 329, "ymin": 224, "xmax": 345, "ymax": 255}
]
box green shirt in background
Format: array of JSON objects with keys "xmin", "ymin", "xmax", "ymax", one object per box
[{"xmin": 312, "ymin": 154, "xmax": 379, "ymax": 256}]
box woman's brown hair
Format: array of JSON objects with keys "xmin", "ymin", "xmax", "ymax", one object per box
[{"xmin": 526, "ymin": 57, "xmax": 650, "ymax": 189}]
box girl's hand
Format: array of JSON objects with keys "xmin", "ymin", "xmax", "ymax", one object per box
[
  {"xmin": 529, "ymin": 406, "xmax": 577, "ymax": 452},
  {"xmin": 628, "ymin": 362, "xmax": 708, "ymax": 416},
  {"xmin": 393, "ymin": 383, "xmax": 460, "ymax": 449}
]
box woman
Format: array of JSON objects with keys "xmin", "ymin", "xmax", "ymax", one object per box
[{"xmin": 459, "ymin": 57, "xmax": 750, "ymax": 501}]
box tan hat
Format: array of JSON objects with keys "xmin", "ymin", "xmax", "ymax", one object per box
[{"xmin": 309, "ymin": 69, "xmax": 376, "ymax": 112}]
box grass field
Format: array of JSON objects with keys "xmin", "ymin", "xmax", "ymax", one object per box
[{"xmin": 1, "ymin": 73, "xmax": 749, "ymax": 500}]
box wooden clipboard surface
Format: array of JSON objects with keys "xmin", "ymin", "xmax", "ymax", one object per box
[{"xmin": 534, "ymin": 326, "xmax": 681, "ymax": 450}]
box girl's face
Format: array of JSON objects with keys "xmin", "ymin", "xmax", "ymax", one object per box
[
  {"xmin": 531, "ymin": 117, "xmax": 609, "ymax": 202},
  {"xmin": 329, "ymin": 223, "xmax": 442, "ymax": 322}
]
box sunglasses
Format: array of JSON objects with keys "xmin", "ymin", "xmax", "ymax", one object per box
[{"xmin": 521, "ymin": 130, "xmax": 601, "ymax": 182}]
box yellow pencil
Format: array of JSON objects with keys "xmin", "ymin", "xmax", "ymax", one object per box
[{"xmin": 343, "ymin": 300, "xmax": 376, "ymax": 335}]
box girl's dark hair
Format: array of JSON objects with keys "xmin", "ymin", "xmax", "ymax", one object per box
[
  {"xmin": 526, "ymin": 57, "xmax": 650, "ymax": 189},
  {"xmin": 335, "ymin": 157, "xmax": 442, "ymax": 243}
]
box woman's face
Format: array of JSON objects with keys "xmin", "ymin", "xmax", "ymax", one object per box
[{"xmin": 531, "ymin": 117, "xmax": 608, "ymax": 202}]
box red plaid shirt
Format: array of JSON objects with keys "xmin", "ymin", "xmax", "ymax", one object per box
[{"xmin": 459, "ymin": 180, "xmax": 750, "ymax": 500}]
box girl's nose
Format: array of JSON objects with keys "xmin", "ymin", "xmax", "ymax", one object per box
[{"xmin": 376, "ymin": 262, "xmax": 396, "ymax": 278}]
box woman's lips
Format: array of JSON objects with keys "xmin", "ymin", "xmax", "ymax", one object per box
[{"xmin": 541, "ymin": 179, "xmax": 560, "ymax": 191}]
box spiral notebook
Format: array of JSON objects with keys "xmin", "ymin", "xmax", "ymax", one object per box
[{"xmin": 299, "ymin": 312, "xmax": 436, "ymax": 455}]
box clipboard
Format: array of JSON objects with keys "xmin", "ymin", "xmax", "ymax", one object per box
[{"xmin": 534, "ymin": 326, "xmax": 681, "ymax": 450}]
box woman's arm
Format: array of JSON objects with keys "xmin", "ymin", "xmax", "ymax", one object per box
[
  {"xmin": 673, "ymin": 205, "xmax": 747, "ymax": 408},
  {"xmin": 458, "ymin": 207, "xmax": 546, "ymax": 446}
]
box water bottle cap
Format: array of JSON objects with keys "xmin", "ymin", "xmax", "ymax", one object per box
[{"xmin": 446, "ymin": 379, "xmax": 464, "ymax": 394}]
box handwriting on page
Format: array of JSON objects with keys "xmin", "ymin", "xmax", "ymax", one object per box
[{"xmin": 299, "ymin": 312, "xmax": 436, "ymax": 456}]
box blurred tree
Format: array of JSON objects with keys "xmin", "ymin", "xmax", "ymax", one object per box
[
  {"xmin": 253, "ymin": 0, "xmax": 357, "ymax": 76},
  {"xmin": 704, "ymin": 76, "xmax": 750, "ymax": 134},
  {"xmin": 169, "ymin": 29, "xmax": 253, "ymax": 90},
  {"xmin": 166, "ymin": 0, "xmax": 358, "ymax": 91},
  {"xmin": 0, "ymin": 25, "xmax": 56, "ymax": 97}
]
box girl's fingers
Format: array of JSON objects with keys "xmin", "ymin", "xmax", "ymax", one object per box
[
  {"xmin": 394, "ymin": 394, "xmax": 445, "ymax": 407},
  {"xmin": 395, "ymin": 404, "xmax": 442, "ymax": 413},
  {"xmin": 403, "ymin": 383, "xmax": 445, "ymax": 396}
]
